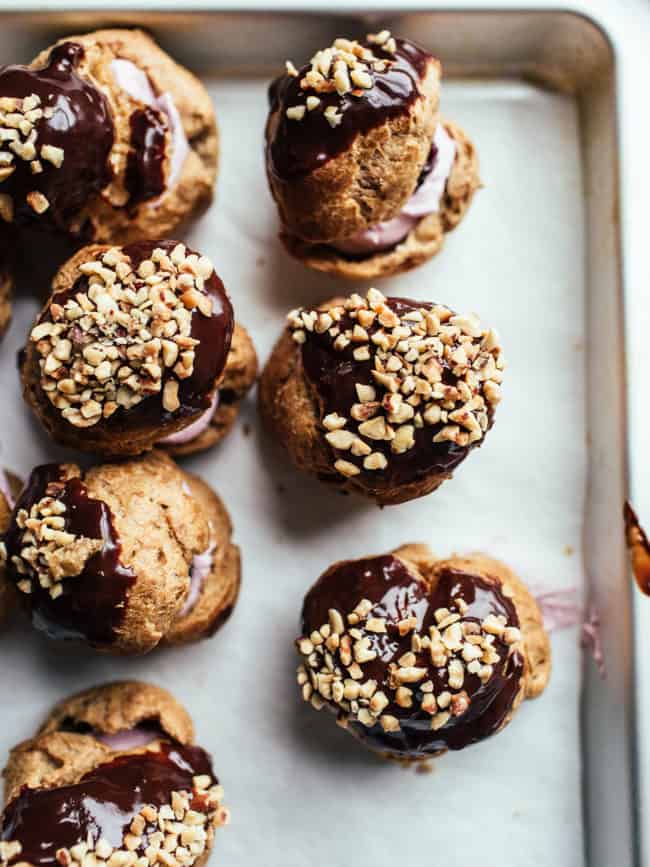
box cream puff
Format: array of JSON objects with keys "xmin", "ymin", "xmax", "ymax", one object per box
[
  {"xmin": 0, "ymin": 451, "xmax": 240, "ymax": 654},
  {"xmin": 265, "ymin": 31, "xmax": 479, "ymax": 278},
  {"xmin": 20, "ymin": 240, "xmax": 257, "ymax": 457},
  {"xmin": 296, "ymin": 545, "xmax": 550, "ymax": 760},
  {"xmin": 0, "ymin": 29, "xmax": 217, "ymax": 244},
  {"xmin": 0, "ymin": 681, "xmax": 228, "ymax": 867},
  {"xmin": 259, "ymin": 288, "xmax": 504, "ymax": 505}
]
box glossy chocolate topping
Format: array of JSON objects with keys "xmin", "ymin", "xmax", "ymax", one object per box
[
  {"xmin": 123, "ymin": 241, "xmax": 233, "ymax": 420},
  {"xmin": 126, "ymin": 107, "xmax": 167, "ymax": 208},
  {"xmin": 0, "ymin": 226, "xmax": 13, "ymax": 275},
  {"xmin": 0, "ymin": 42, "xmax": 114, "ymax": 230},
  {"xmin": 267, "ymin": 38, "xmax": 431, "ymax": 180},
  {"xmin": 300, "ymin": 297, "xmax": 488, "ymax": 488},
  {"xmin": 35, "ymin": 240, "xmax": 234, "ymax": 434},
  {"xmin": 0, "ymin": 744, "xmax": 215, "ymax": 866},
  {"xmin": 301, "ymin": 555, "xmax": 524, "ymax": 757},
  {"xmin": 3, "ymin": 464, "xmax": 135, "ymax": 645}
]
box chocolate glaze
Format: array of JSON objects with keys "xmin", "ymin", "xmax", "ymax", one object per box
[
  {"xmin": 302, "ymin": 554, "xmax": 524, "ymax": 757},
  {"xmin": 267, "ymin": 38, "xmax": 432, "ymax": 180},
  {"xmin": 300, "ymin": 297, "xmax": 489, "ymax": 489},
  {"xmin": 32, "ymin": 240, "xmax": 234, "ymax": 435},
  {"xmin": 1, "ymin": 743, "xmax": 215, "ymax": 866},
  {"xmin": 0, "ymin": 42, "xmax": 114, "ymax": 231},
  {"xmin": 3, "ymin": 464, "xmax": 135, "ymax": 646},
  {"xmin": 126, "ymin": 107, "xmax": 167, "ymax": 208}
]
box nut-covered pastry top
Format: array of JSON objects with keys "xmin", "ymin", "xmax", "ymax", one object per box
[
  {"xmin": 0, "ymin": 743, "xmax": 226, "ymax": 867},
  {"xmin": 28, "ymin": 241, "xmax": 233, "ymax": 432},
  {"xmin": 298, "ymin": 554, "xmax": 525, "ymax": 757},
  {"xmin": 0, "ymin": 462, "xmax": 135, "ymax": 645},
  {"xmin": 267, "ymin": 31, "xmax": 433, "ymax": 179},
  {"xmin": 0, "ymin": 42, "xmax": 114, "ymax": 229},
  {"xmin": 288, "ymin": 288, "xmax": 504, "ymax": 487}
]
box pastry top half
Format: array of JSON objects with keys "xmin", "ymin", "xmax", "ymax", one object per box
[
  {"xmin": 266, "ymin": 32, "xmax": 440, "ymax": 243},
  {"xmin": 297, "ymin": 545, "xmax": 550, "ymax": 760},
  {"xmin": 0, "ymin": 29, "xmax": 217, "ymax": 243},
  {"xmin": 0, "ymin": 451, "xmax": 237, "ymax": 654},
  {"xmin": 260, "ymin": 287, "xmax": 504, "ymax": 505},
  {"xmin": 1, "ymin": 682, "xmax": 228, "ymax": 867},
  {"xmin": 21, "ymin": 240, "xmax": 234, "ymax": 456}
]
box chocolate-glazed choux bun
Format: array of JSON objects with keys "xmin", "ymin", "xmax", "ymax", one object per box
[
  {"xmin": 296, "ymin": 545, "xmax": 550, "ymax": 761},
  {"xmin": 0, "ymin": 468, "xmax": 22, "ymax": 625},
  {"xmin": 0, "ymin": 681, "xmax": 229, "ymax": 867},
  {"xmin": 0, "ymin": 451, "xmax": 240, "ymax": 654},
  {"xmin": 0, "ymin": 29, "xmax": 217, "ymax": 244},
  {"xmin": 259, "ymin": 288, "xmax": 504, "ymax": 506},
  {"xmin": 20, "ymin": 240, "xmax": 257, "ymax": 457},
  {"xmin": 265, "ymin": 30, "xmax": 480, "ymax": 279}
]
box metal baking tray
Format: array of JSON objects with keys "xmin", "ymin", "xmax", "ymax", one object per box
[{"xmin": 0, "ymin": 4, "xmax": 644, "ymax": 866}]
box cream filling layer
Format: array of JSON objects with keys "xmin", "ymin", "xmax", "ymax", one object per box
[
  {"xmin": 111, "ymin": 58, "xmax": 190, "ymax": 195},
  {"xmin": 95, "ymin": 726, "xmax": 162, "ymax": 750},
  {"xmin": 332, "ymin": 123, "xmax": 457, "ymax": 256},
  {"xmin": 158, "ymin": 390, "xmax": 219, "ymax": 447}
]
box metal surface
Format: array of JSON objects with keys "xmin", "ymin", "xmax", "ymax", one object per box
[{"xmin": 0, "ymin": 5, "xmax": 642, "ymax": 867}]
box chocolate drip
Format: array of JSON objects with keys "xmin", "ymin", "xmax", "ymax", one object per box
[
  {"xmin": 0, "ymin": 225, "xmax": 14, "ymax": 274},
  {"xmin": 302, "ymin": 555, "xmax": 524, "ymax": 757},
  {"xmin": 0, "ymin": 42, "xmax": 114, "ymax": 231},
  {"xmin": 300, "ymin": 297, "xmax": 485, "ymax": 488},
  {"xmin": 267, "ymin": 38, "xmax": 431, "ymax": 180},
  {"xmin": 126, "ymin": 107, "xmax": 167, "ymax": 208},
  {"xmin": 3, "ymin": 464, "xmax": 135, "ymax": 645},
  {"xmin": 415, "ymin": 139, "xmax": 438, "ymax": 189},
  {"xmin": 0, "ymin": 744, "xmax": 215, "ymax": 866}
]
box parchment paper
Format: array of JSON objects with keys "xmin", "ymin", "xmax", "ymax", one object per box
[{"xmin": 0, "ymin": 78, "xmax": 586, "ymax": 867}]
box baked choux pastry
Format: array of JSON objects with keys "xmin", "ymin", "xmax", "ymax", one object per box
[
  {"xmin": 0, "ymin": 682, "xmax": 228, "ymax": 867},
  {"xmin": 20, "ymin": 240, "xmax": 257, "ymax": 457},
  {"xmin": 0, "ymin": 29, "xmax": 217, "ymax": 244},
  {"xmin": 0, "ymin": 451, "xmax": 240, "ymax": 653},
  {"xmin": 265, "ymin": 31, "xmax": 479, "ymax": 278},
  {"xmin": 259, "ymin": 287, "xmax": 504, "ymax": 505},
  {"xmin": 296, "ymin": 545, "xmax": 550, "ymax": 761}
]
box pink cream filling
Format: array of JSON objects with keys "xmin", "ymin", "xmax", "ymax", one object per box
[
  {"xmin": 332, "ymin": 123, "xmax": 457, "ymax": 256},
  {"xmin": 111, "ymin": 58, "xmax": 190, "ymax": 193},
  {"xmin": 533, "ymin": 587, "xmax": 606, "ymax": 679},
  {"xmin": 96, "ymin": 726, "xmax": 162, "ymax": 750},
  {"xmin": 179, "ymin": 540, "xmax": 217, "ymax": 619},
  {"xmin": 158, "ymin": 390, "xmax": 219, "ymax": 446}
]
